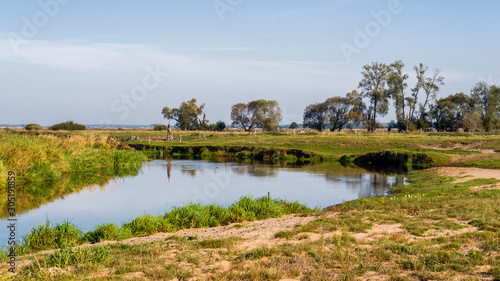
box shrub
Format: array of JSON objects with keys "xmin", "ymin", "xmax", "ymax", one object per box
[
  {"xmin": 24, "ymin": 123, "xmax": 43, "ymax": 131},
  {"xmin": 154, "ymin": 124, "xmax": 167, "ymax": 131},
  {"xmin": 84, "ymin": 223, "xmax": 131, "ymax": 243},
  {"xmin": 19, "ymin": 220, "xmax": 81, "ymax": 253},
  {"xmin": 215, "ymin": 121, "xmax": 226, "ymax": 131},
  {"xmin": 49, "ymin": 121, "xmax": 86, "ymax": 131}
]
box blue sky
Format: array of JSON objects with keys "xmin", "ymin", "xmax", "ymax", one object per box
[{"xmin": 0, "ymin": 0, "xmax": 499, "ymax": 126}]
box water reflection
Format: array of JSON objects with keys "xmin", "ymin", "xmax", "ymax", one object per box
[
  {"xmin": 0, "ymin": 166, "xmax": 142, "ymax": 219},
  {"xmin": 0, "ymin": 159, "xmax": 407, "ymax": 246}
]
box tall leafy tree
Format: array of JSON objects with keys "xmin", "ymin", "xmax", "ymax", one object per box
[
  {"xmin": 387, "ymin": 60, "xmax": 409, "ymax": 131},
  {"xmin": 289, "ymin": 122, "xmax": 299, "ymax": 129},
  {"xmin": 249, "ymin": 100, "xmax": 282, "ymax": 131},
  {"xmin": 303, "ymin": 102, "xmax": 327, "ymax": 131},
  {"xmin": 471, "ymin": 82, "xmax": 500, "ymax": 131},
  {"xmin": 230, "ymin": 100, "xmax": 282, "ymax": 131},
  {"xmin": 162, "ymin": 98, "xmax": 206, "ymax": 130},
  {"xmin": 345, "ymin": 90, "xmax": 366, "ymax": 129},
  {"xmin": 230, "ymin": 103, "xmax": 252, "ymax": 131},
  {"xmin": 407, "ymin": 63, "xmax": 428, "ymax": 130},
  {"xmin": 358, "ymin": 62, "xmax": 391, "ymax": 132},
  {"xmin": 431, "ymin": 93, "xmax": 475, "ymax": 131},
  {"xmin": 324, "ymin": 97, "xmax": 352, "ymax": 132},
  {"xmin": 418, "ymin": 69, "xmax": 444, "ymax": 128}
]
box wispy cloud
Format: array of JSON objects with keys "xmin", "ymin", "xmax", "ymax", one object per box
[{"xmin": 198, "ymin": 47, "xmax": 271, "ymax": 51}]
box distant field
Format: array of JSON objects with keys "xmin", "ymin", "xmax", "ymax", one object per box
[{"xmin": 7, "ymin": 128, "xmax": 500, "ymax": 167}]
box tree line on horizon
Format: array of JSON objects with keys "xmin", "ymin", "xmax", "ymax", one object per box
[{"xmin": 161, "ymin": 61, "xmax": 499, "ymax": 133}]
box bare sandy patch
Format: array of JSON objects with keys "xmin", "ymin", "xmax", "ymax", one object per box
[
  {"xmin": 418, "ymin": 141, "xmax": 492, "ymax": 152},
  {"xmin": 437, "ymin": 167, "xmax": 500, "ymax": 186},
  {"xmin": 352, "ymin": 223, "xmax": 403, "ymax": 242},
  {"xmin": 115, "ymin": 213, "xmax": 339, "ymax": 251}
]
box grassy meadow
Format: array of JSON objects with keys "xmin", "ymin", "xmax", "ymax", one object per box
[
  {"xmin": 1, "ymin": 128, "xmax": 499, "ymax": 280},
  {"xmin": 110, "ymin": 129, "xmax": 500, "ymax": 169}
]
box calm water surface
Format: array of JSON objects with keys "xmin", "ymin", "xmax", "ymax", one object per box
[{"xmin": 1, "ymin": 160, "xmax": 406, "ymax": 245}]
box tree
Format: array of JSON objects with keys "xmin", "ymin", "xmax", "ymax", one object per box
[
  {"xmin": 230, "ymin": 100, "xmax": 282, "ymax": 131},
  {"xmin": 405, "ymin": 63, "xmax": 428, "ymax": 130},
  {"xmin": 418, "ymin": 69, "xmax": 444, "ymax": 128},
  {"xmin": 324, "ymin": 97, "xmax": 352, "ymax": 132},
  {"xmin": 471, "ymin": 82, "xmax": 500, "ymax": 131},
  {"xmin": 431, "ymin": 93, "xmax": 474, "ymax": 131},
  {"xmin": 230, "ymin": 103, "xmax": 252, "ymax": 131},
  {"xmin": 303, "ymin": 102, "xmax": 327, "ymax": 131},
  {"xmin": 345, "ymin": 90, "xmax": 366, "ymax": 129},
  {"xmin": 289, "ymin": 122, "xmax": 298, "ymax": 129},
  {"xmin": 358, "ymin": 62, "xmax": 391, "ymax": 132},
  {"xmin": 214, "ymin": 121, "xmax": 226, "ymax": 131},
  {"xmin": 162, "ymin": 98, "xmax": 206, "ymax": 130},
  {"xmin": 463, "ymin": 112, "xmax": 482, "ymax": 132},
  {"xmin": 250, "ymin": 100, "xmax": 282, "ymax": 131},
  {"xmin": 387, "ymin": 60, "xmax": 409, "ymax": 131}
]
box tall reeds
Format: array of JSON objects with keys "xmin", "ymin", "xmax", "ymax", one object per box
[
  {"xmin": 12, "ymin": 196, "xmax": 312, "ymax": 254},
  {"xmin": 0, "ymin": 131, "xmax": 144, "ymax": 185}
]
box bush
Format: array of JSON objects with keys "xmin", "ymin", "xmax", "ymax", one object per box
[
  {"xmin": 19, "ymin": 220, "xmax": 81, "ymax": 253},
  {"xmin": 215, "ymin": 121, "xmax": 226, "ymax": 131},
  {"xmin": 24, "ymin": 123, "xmax": 43, "ymax": 131},
  {"xmin": 84, "ymin": 223, "xmax": 131, "ymax": 243},
  {"xmin": 154, "ymin": 124, "xmax": 167, "ymax": 131},
  {"xmin": 49, "ymin": 121, "xmax": 86, "ymax": 131}
]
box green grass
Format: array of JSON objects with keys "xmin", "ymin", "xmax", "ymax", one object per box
[
  {"xmin": 17, "ymin": 220, "xmax": 81, "ymax": 254},
  {"xmin": 22, "ymin": 246, "xmax": 110, "ymax": 278},
  {"xmin": 12, "ymin": 196, "xmax": 312, "ymax": 256},
  {"xmin": 465, "ymin": 158, "xmax": 500, "ymax": 169},
  {"xmin": 0, "ymin": 131, "xmax": 146, "ymax": 218},
  {"xmin": 120, "ymin": 130, "xmax": 500, "ymax": 159},
  {"xmin": 0, "ymin": 131, "xmax": 145, "ymax": 185},
  {"xmin": 108, "ymin": 130, "xmax": 500, "ymax": 171},
  {"xmin": 83, "ymin": 223, "xmax": 132, "ymax": 244}
]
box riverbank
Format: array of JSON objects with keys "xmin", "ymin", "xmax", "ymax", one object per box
[
  {"xmin": 114, "ymin": 130, "xmax": 500, "ymax": 169},
  {"xmin": 0, "ymin": 131, "xmax": 146, "ymax": 217},
  {"xmin": 1, "ymin": 167, "xmax": 498, "ymax": 280}
]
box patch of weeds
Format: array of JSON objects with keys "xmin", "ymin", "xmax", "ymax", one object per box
[
  {"xmin": 46, "ymin": 246, "xmax": 110, "ymax": 268},
  {"xmin": 274, "ymin": 230, "xmax": 296, "ymax": 240},
  {"xmin": 124, "ymin": 214, "xmax": 172, "ymax": 237},
  {"xmin": 434, "ymin": 220, "xmax": 466, "ymax": 231},
  {"xmin": 84, "ymin": 222, "xmax": 131, "ymax": 243},
  {"xmin": 23, "ymin": 246, "xmax": 110, "ymax": 277},
  {"xmin": 469, "ymin": 219, "xmax": 498, "ymax": 232},
  {"xmin": 198, "ymin": 237, "xmax": 240, "ymax": 249},
  {"xmin": 297, "ymin": 234, "xmax": 310, "ymax": 240},
  {"xmin": 18, "ymin": 220, "xmax": 81, "ymax": 253},
  {"xmin": 489, "ymin": 266, "xmax": 500, "ymax": 280},
  {"xmin": 241, "ymin": 246, "xmax": 276, "ymax": 260},
  {"xmin": 160, "ymin": 264, "xmax": 193, "ymax": 280},
  {"xmin": 402, "ymin": 221, "xmax": 429, "ymax": 236}
]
